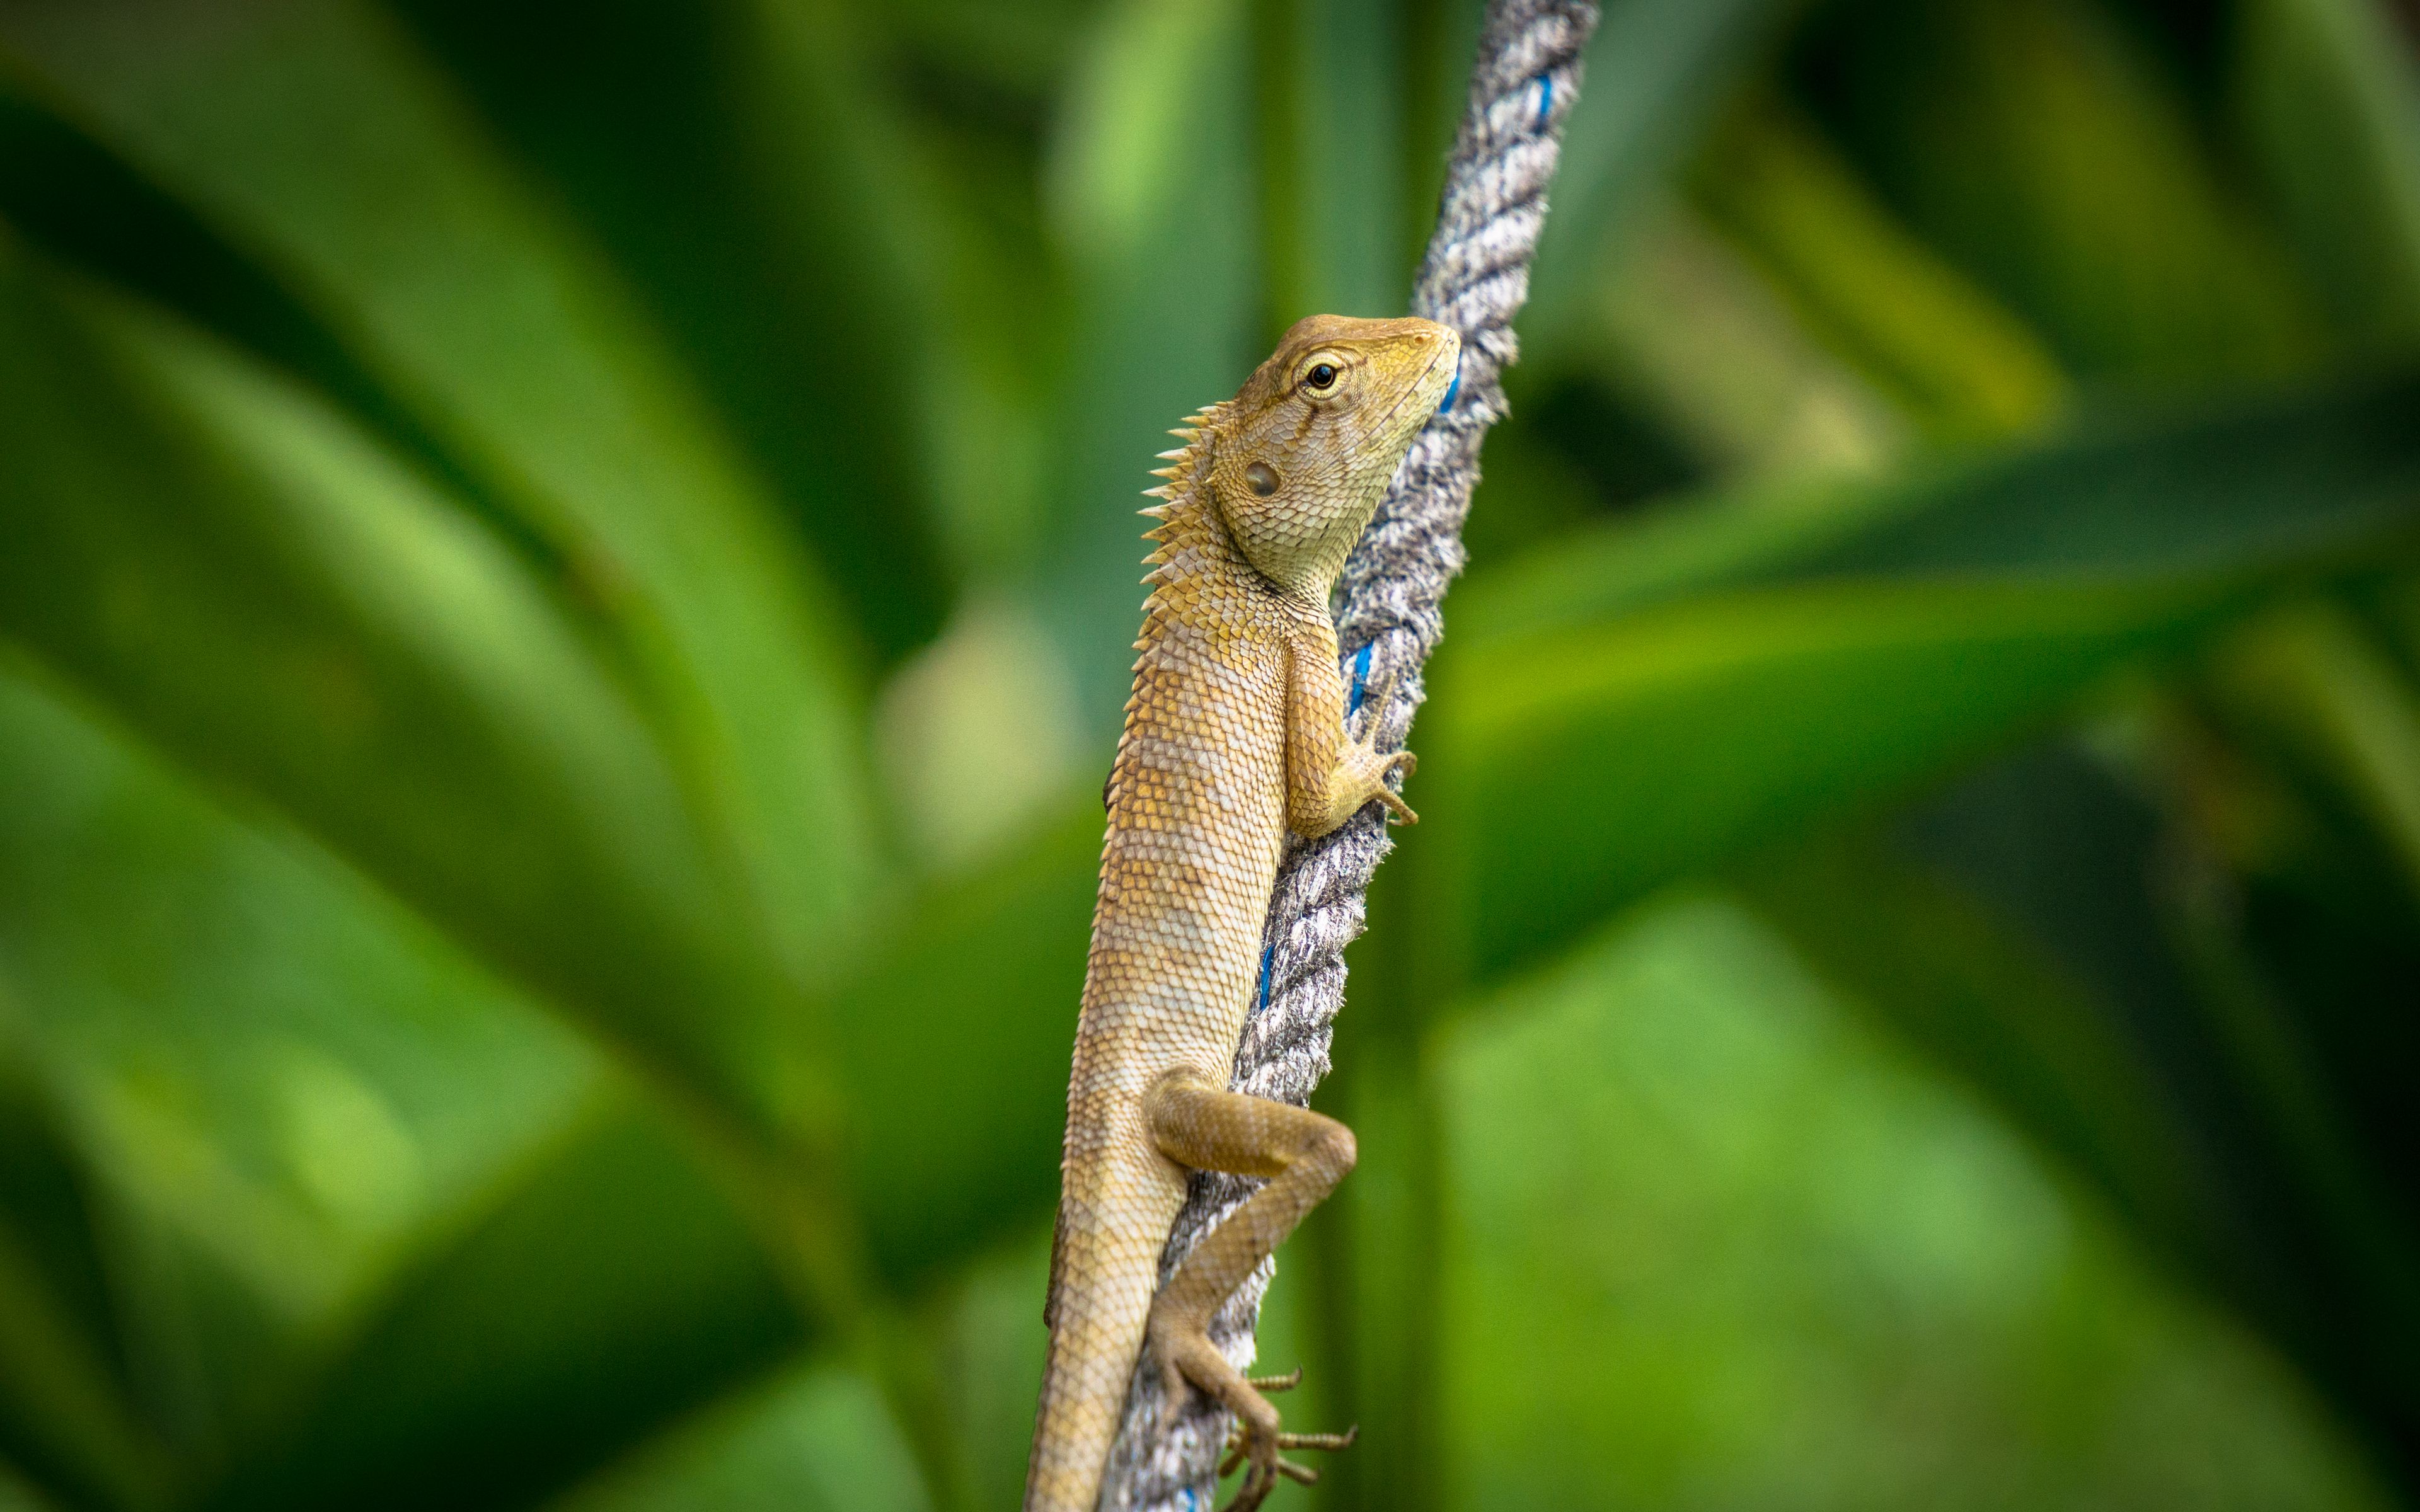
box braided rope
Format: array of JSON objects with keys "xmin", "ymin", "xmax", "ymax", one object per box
[{"xmin": 1097, "ymin": 4, "xmax": 1601, "ymax": 1505}]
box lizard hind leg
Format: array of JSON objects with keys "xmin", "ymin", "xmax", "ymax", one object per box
[{"xmin": 1141, "ymin": 1074, "xmax": 1359, "ymax": 1512}]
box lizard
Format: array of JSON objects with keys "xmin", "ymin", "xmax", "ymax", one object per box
[{"xmin": 1025, "ymin": 312, "xmax": 1460, "ymax": 1512}]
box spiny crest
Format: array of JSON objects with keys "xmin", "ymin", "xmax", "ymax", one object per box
[{"xmin": 1136, "ymin": 399, "xmax": 1223, "ymax": 569}]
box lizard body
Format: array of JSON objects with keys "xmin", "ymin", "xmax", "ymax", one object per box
[{"xmin": 1026, "ymin": 314, "xmax": 1458, "ymax": 1512}]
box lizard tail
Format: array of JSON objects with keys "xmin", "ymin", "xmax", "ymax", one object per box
[{"xmin": 1025, "ymin": 1251, "xmax": 1156, "ymax": 1512}]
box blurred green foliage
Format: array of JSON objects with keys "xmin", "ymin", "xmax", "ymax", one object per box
[{"xmin": 0, "ymin": 0, "xmax": 2416, "ymax": 1508}]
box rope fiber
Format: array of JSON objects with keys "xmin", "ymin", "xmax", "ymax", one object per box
[{"xmin": 1097, "ymin": 3, "xmax": 1603, "ymax": 1505}]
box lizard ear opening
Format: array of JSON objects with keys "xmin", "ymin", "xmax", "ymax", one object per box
[{"xmin": 1245, "ymin": 461, "xmax": 1281, "ymax": 497}]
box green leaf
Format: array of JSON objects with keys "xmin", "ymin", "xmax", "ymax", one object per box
[
  {"xmin": 0, "ymin": 240, "xmax": 795, "ymax": 1140},
  {"xmin": 1802, "ymin": 0, "xmax": 2322, "ymax": 384},
  {"xmin": 0, "ymin": 649, "xmax": 617, "ymax": 1458},
  {"xmin": 0, "ymin": 0, "xmax": 880, "ymax": 974},
  {"xmin": 381, "ymin": 0, "xmax": 960, "ymax": 662},
  {"xmin": 2232, "ymin": 0, "xmax": 2420, "ymax": 352},
  {"xmin": 0, "ymin": 663, "xmax": 602, "ymax": 1335},
  {"xmin": 0, "ymin": 658, "xmax": 817, "ymax": 1512},
  {"xmin": 1427, "ymin": 573, "xmax": 2238, "ymax": 983},
  {"xmin": 0, "ymin": 1057, "xmax": 163, "ymax": 1512},
  {"xmin": 1525, "ymin": 0, "xmax": 1810, "ymax": 344},
  {"xmin": 1427, "ymin": 371, "xmax": 2420, "ymax": 986},
  {"xmin": 913, "ymin": 1236, "xmax": 1054, "ymax": 1512},
  {"xmin": 2212, "ymin": 602, "xmax": 2420, "ymax": 911},
  {"xmin": 826, "ymin": 810, "xmax": 1097, "ymax": 1283},
  {"xmin": 1457, "ymin": 370, "xmax": 2420, "ymax": 650},
  {"xmin": 1289, "ymin": 0, "xmax": 1416, "ymax": 316},
  {"xmin": 196, "ymin": 1102, "xmax": 805, "ymax": 1512},
  {"xmin": 546, "ymin": 1358, "xmax": 931, "ymax": 1512},
  {"xmin": 1691, "ymin": 98, "xmax": 2065, "ymax": 440},
  {"xmin": 0, "ymin": 87, "xmax": 481, "ymax": 527},
  {"xmin": 1439, "ymin": 885, "xmax": 2396, "ymax": 1512},
  {"xmin": 1736, "ymin": 830, "xmax": 2240, "ymax": 1297},
  {"xmin": 1746, "ymin": 747, "xmax": 2420, "ymax": 1484}
]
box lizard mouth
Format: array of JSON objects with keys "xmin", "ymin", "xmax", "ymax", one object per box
[{"xmin": 1372, "ymin": 331, "xmax": 1463, "ymax": 439}]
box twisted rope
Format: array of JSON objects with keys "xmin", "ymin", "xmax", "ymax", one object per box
[{"xmin": 1098, "ymin": 3, "xmax": 1601, "ymax": 1505}]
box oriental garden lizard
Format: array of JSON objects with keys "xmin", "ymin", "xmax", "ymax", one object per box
[{"xmin": 1026, "ymin": 315, "xmax": 1458, "ymax": 1512}]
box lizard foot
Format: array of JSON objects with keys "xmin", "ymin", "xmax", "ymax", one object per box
[
  {"xmin": 1220, "ymin": 1421, "xmax": 1358, "ymax": 1491},
  {"xmin": 1147, "ymin": 1314, "xmax": 1356, "ymax": 1511},
  {"xmin": 1216, "ymin": 1414, "xmax": 1357, "ymax": 1509},
  {"xmin": 1347, "ymin": 665, "xmax": 1419, "ymax": 826}
]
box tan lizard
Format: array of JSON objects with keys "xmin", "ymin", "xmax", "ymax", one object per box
[{"xmin": 1025, "ymin": 314, "xmax": 1459, "ymax": 1512}]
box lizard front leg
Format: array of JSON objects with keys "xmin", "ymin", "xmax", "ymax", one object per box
[
  {"xmin": 1285, "ymin": 630, "xmax": 1416, "ymax": 836},
  {"xmin": 1142, "ymin": 1073, "xmax": 1358, "ymax": 1511}
]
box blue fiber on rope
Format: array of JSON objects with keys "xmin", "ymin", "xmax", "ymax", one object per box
[
  {"xmin": 1347, "ymin": 641, "xmax": 1373, "ymax": 715},
  {"xmin": 1438, "ymin": 365, "xmax": 1462, "ymax": 413},
  {"xmin": 1535, "ymin": 73, "xmax": 1553, "ymax": 127},
  {"xmin": 1256, "ymin": 944, "xmax": 1274, "ymax": 1014}
]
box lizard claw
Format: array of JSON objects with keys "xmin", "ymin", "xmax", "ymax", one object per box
[
  {"xmin": 1218, "ymin": 1452, "xmax": 1325, "ymax": 1491},
  {"xmin": 1224, "ymin": 1423, "xmax": 1357, "ymax": 1456},
  {"xmin": 1218, "ymin": 1415, "xmax": 1357, "ymax": 1509},
  {"xmin": 1351, "ymin": 665, "xmax": 1419, "ymax": 825},
  {"xmin": 1373, "ymin": 751, "xmax": 1417, "ymax": 825}
]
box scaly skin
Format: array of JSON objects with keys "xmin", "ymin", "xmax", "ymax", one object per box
[{"xmin": 1026, "ymin": 314, "xmax": 1458, "ymax": 1512}]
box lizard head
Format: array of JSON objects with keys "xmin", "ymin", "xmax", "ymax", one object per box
[{"xmin": 1205, "ymin": 313, "xmax": 1459, "ymax": 598}]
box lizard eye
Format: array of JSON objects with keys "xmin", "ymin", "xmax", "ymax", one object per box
[
  {"xmin": 1244, "ymin": 461, "xmax": 1281, "ymax": 496},
  {"xmin": 1294, "ymin": 352, "xmax": 1346, "ymax": 394}
]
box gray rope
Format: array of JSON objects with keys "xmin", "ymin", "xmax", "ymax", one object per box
[{"xmin": 1097, "ymin": 4, "xmax": 1602, "ymax": 1506}]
